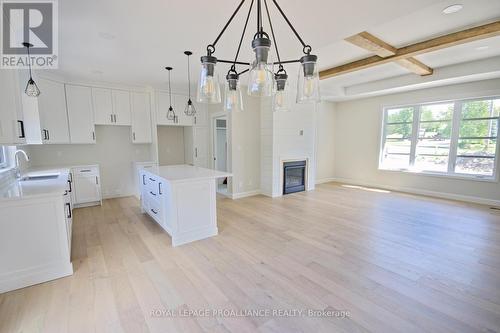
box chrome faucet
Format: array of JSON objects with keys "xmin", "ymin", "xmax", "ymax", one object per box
[{"xmin": 14, "ymin": 149, "xmax": 29, "ymax": 179}]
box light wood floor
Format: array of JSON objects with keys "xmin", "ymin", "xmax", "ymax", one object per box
[{"xmin": 1, "ymin": 182, "xmax": 500, "ymax": 333}]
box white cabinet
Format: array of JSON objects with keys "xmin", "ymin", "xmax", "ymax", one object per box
[
  {"xmin": 93, "ymin": 88, "xmax": 131, "ymax": 126},
  {"xmin": 0, "ymin": 70, "xmax": 25, "ymax": 145},
  {"xmin": 131, "ymin": 92, "xmax": 152, "ymax": 143},
  {"xmin": 184, "ymin": 126, "xmax": 209, "ymax": 168},
  {"xmin": 92, "ymin": 88, "xmax": 114, "ymax": 125},
  {"xmin": 36, "ymin": 78, "xmax": 70, "ymax": 144},
  {"xmin": 112, "ymin": 90, "xmax": 131, "ymax": 125},
  {"xmin": 71, "ymin": 166, "xmax": 102, "ymax": 206},
  {"xmin": 65, "ymin": 85, "xmax": 96, "ymax": 144}
]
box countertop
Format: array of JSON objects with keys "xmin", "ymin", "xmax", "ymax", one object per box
[
  {"xmin": 145, "ymin": 165, "xmax": 231, "ymax": 183},
  {"xmin": 0, "ymin": 167, "xmax": 71, "ymax": 202}
]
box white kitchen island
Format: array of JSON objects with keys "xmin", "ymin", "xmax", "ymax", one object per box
[{"xmin": 139, "ymin": 165, "xmax": 231, "ymax": 246}]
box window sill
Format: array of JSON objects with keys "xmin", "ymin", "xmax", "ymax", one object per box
[{"xmin": 378, "ymin": 167, "xmax": 498, "ymax": 183}]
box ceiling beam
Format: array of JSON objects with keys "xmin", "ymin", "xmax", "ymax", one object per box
[
  {"xmin": 345, "ymin": 31, "xmax": 433, "ymax": 75},
  {"xmin": 345, "ymin": 32, "xmax": 396, "ymax": 57},
  {"xmin": 320, "ymin": 20, "xmax": 500, "ymax": 79}
]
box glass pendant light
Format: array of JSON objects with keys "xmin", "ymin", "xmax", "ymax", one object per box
[
  {"xmin": 225, "ymin": 72, "xmax": 243, "ymax": 112},
  {"xmin": 184, "ymin": 51, "xmax": 196, "ymax": 116},
  {"xmin": 196, "ymin": 55, "xmax": 221, "ymax": 104},
  {"xmin": 165, "ymin": 67, "xmax": 177, "ymax": 122},
  {"xmin": 296, "ymin": 54, "xmax": 320, "ymax": 103},
  {"xmin": 247, "ymin": 36, "xmax": 274, "ymax": 96},
  {"xmin": 22, "ymin": 42, "xmax": 41, "ymax": 97},
  {"xmin": 273, "ymin": 72, "xmax": 289, "ymax": 111}
]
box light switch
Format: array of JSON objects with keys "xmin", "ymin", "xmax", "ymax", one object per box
[{"xmin": 299, "ymin": 130, "xmax": 304, "ymax": 136}]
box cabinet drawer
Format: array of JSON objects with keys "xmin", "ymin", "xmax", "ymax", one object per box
[
  {"xmin": 73, "ymin": 166, "xmax": 99, "ymax": 176},
  {"xmin": 148, "ymin": 199, "xmax": 162, "ymax": 224}
]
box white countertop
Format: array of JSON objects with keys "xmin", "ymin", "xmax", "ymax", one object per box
[
  {"xmin": 0, "ymin": 167, "xmax": 71, "ymax": 202},
  {"xmin": 145, "ymin": 165, "xmax": 231, "ymax": 183}
]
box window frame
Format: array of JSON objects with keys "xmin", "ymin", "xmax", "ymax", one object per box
[
  {"xmin": 0, "ymin": 146, "xmax": 7, "ymax": 169},
  {"xmin": 379, "ymin": 96, "xmax": 500, "ymax": 182}
]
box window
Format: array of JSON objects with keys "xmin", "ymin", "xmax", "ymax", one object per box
[
  {"xmin": 0, "ymin": 146, "xmax": 7, "ymax": 169},
  {"xmin": 380, "ymin": 97, "xmax": 500, "ymax": 179}
]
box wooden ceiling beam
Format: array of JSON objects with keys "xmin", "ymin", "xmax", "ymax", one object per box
[
  {"xmin": 320, "ymin": 20, "xmax": 500, "ymax": 79},
  {"xmin": 346, "ymin": 31, "xmax": 433, "ymax": 75}
]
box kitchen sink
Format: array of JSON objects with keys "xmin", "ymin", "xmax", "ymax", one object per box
[{"xmin": 20, "ymin": 174, "xmax": 60, "ymax": 181}]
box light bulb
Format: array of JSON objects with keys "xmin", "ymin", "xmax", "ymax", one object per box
[
  {"xmin": 25, "ymin": 78, "xmax": 40, "ymax": 97},
  {"xmin": 303, "ymin": 77, "xmax": 315, "ymax": 98},
  {"xmin": 275, "ymin": 91, "xmax": 285, "ymax": 108}
]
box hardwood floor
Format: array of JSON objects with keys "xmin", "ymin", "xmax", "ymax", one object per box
[{"xmin": 1, "ymin": 182, "xmax": 500, "ymax": 332}]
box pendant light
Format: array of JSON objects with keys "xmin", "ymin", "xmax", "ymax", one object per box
[
  {"xmin": 197, "ymin": 0, "xmax": 319, "ymax": 109},
  {"xmin": 184, "ymin": 51, "xmax": 196, "ymax": 116},
  {"xmin": 22, "ymin": 42, "xmax": 40, "ymax": 97},
  {"xmin": 296, "ymin": 53, "xmax": 320, "ymax": 103},
  {"xmin": 224, "ymin": 69, "xmax": 243, "ymax": 112},
  {"xmin": 274, "ymin": 71, "xmax": 289, "ymax": 111},
  {"xmin": 165, "ymin": 67, "xmax": 177, "ymax": 123},
  {"xmin": 196, "ymin": 51, "xmax": 221, "ymax": 104}
]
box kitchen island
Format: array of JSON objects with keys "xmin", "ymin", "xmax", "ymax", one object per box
[{"xmin": 138, "ymin": 165, "xmax": 231, "ymax": 246}]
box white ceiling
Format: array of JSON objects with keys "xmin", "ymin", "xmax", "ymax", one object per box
[{"xmin": 49, "ymin": 0, "xmax": 500, "ymax": 96}]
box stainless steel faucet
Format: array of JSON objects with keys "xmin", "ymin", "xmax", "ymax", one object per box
[{"xmin": 14, "ymin": 149, "xmax": 30, "ymax": 179}]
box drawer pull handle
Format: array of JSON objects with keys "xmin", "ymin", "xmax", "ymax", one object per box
[
  {"xmin": 151, "ymin": 208, "xmax": 157, "ymax": 215},
  {"xmin": 80, "ymin": 169, "xmax": 91, "ymax": 173},
  {"xmin": 149, "ymin": 191, "xmax": 156, "ymax": 196},
  {"xmin": 149, "ymin": 177, "xmax": 156, "ymax": 182},
  {"xmin": 158, "ymin": 182, "xmax": 162, "ymax": 195}
]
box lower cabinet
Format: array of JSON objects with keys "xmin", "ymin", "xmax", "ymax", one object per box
[{"xmin": 71, "ymin": 165, "xmax": 102, "ymax": 207}]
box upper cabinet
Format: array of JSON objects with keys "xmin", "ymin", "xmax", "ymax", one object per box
[
  {"xmin": 193, "ymin": 102, "xmax": 208, "ymax": 127},
  {"xmin": 92, "ymin": 88, "xmax": 131, "ymax": 126},
  {"xmin": 130, "ymin": 92, "xmax": 152, "ymax": 143},
  {"xmin": 112, "ymin": 90, "xmax": 131, "ymax": 125},
  {"xmin": 0, "ymin": 70, "xmax": 25, "ymax": 145},
  {"xmin": 65, "ymin": 85, "xmax": 95, "ymax": 144},
  {"xmin": 36, "ymin": 78, "xmax": 70, "ymax": 144}
]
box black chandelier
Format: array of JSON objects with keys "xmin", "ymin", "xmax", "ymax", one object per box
[{"xmin": 196, "ymin": 0, "xmax": 320, "ymax": 111}]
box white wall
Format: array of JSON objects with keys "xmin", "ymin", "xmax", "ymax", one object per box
[
  {"xmin": 334, "ymin": 78, "xmax": 500, "ymax": 205},
  {"xmin": 24, "ymin": 126, "xmax": 152, "ymax": 198},
  {"xmin": 156, "ymin": 126, "xmax": 185, "ymax": 166},
  {"xmin": 315, "ymin": 102, "xmax": 336, "ymax": 183}
]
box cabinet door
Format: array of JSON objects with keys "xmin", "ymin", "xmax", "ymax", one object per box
[
  {"xmin": 0, "ymin": 70, "xmax": 24, "ymax": 144},
  {"xmin": 193, "ymin": 102, "xmax": 208, "ymax": 127},
  {"xmin": 193, "ymin": 127, "xmax": 209, "ymax": 168},
  {"xmin": 92, "ymin": 88, "xmax": 113, "ymax": 125},
  {"xmin": 37, "ymin": 78, "xmax": 70, "ymax": 144},
  {"xmin": 65, "ymin": 85, "xmax": 96, "ymax": 144},
  {"xmin": 112, "ymin": 90, "xmax": 131, "ymax": 125},
  {"xmin": 131, "ymin": 92, "xmax": 152, "ymax": 143},
  {"xmin": 157, "ymin": 91, "xmax": 176, "ymax": 125},
  {"xmin": 74, "ymin": 175, "xmax": 101, "ymax": 204}
]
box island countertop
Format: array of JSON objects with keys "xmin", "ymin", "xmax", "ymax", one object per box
[{"xmin": 145, "ymin": 165, "xmax": 231, "ymax": 183}]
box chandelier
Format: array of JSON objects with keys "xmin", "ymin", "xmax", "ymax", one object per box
[{"xmin": 196, "ymin": 0, "xmax": 320, "ymax": 111}]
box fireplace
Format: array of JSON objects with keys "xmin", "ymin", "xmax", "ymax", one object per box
[{"xmin": 283, "ymin": 160, "xmax": 306, "ymax": 194}]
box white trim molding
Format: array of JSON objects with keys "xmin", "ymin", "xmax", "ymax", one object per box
[{"xmin": 231, "ymin": 190, "xmax": 261, "ymax": 200}]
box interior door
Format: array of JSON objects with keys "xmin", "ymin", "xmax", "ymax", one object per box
[
  {"xmin": 37, "ymin": 78, "xmax": 70, "ymax": 144},
  {"xmin": 65, "ymin": 85, "xmax": 95, "ymax": 144},
  {"xmin": 131, "ymin": 92, "xmax": 152, "ymax": 143}
]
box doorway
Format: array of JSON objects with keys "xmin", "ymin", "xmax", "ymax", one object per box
[{"xmin": 213, "ymin": 116, "xmax": 228, "ymax": 194}]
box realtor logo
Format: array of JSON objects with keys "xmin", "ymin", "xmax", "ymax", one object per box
[{"xmin": 1, "ymin": 0, "xmax": 58, "ymax": 68}]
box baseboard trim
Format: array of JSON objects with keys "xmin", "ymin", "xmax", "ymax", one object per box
[
  {"xmin": 231, "ymin": 190, "xmax": 261, "ymax": 200},
  {"xmin": 316, "ymin": 177, "xmax": 336, "ymax": 185},
  {"xmin": 327, "ymin": 177, "xmax": 500, "ymax": 207}
]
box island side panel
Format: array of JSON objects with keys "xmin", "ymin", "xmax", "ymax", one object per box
[{"xmin": 170, "ymin": 178, "xmax": 218, "ymax": 247}]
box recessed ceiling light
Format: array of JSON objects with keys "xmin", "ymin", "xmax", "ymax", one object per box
[
  {"xmin": 442, "ymin": 4, "xmax": 463, "ymax": 14},
  {"xmin": 98, "ymin": 32, "xmax": 116, "ymax": 40},
  {"xmin": 475, "ymin": 46, "xmax": 489, "ymax": 51}
]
